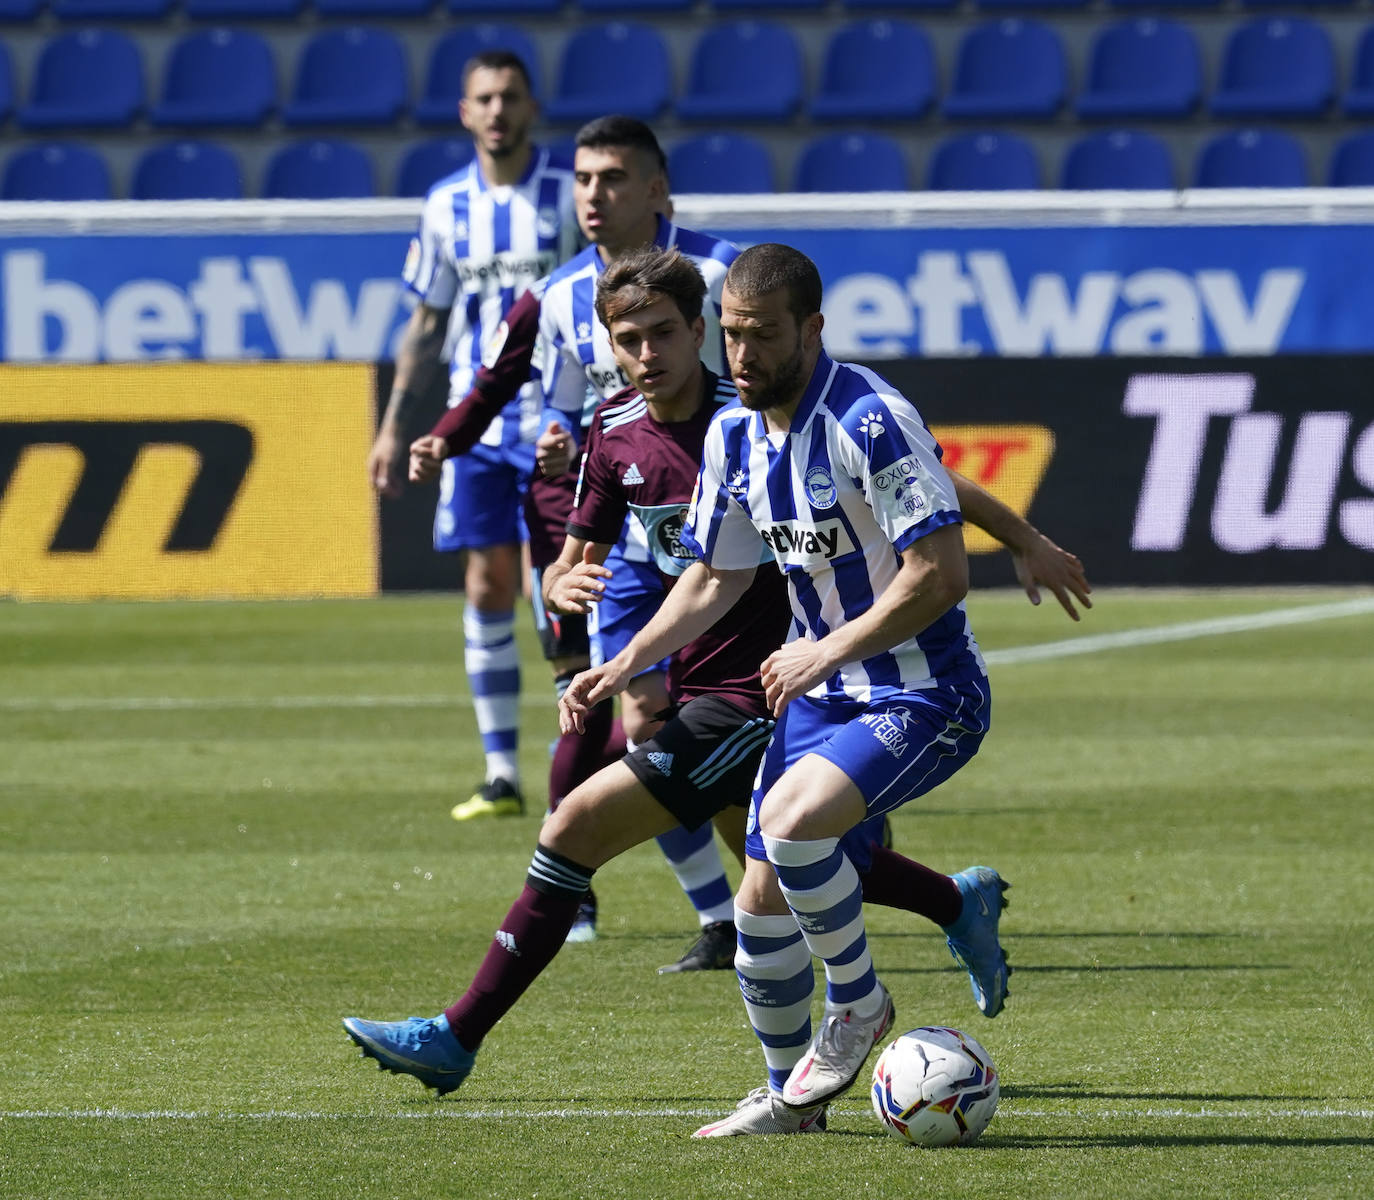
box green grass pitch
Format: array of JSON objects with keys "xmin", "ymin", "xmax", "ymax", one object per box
[{"xmin": 2, "ymin": 588, "xmax": 1372, "ymax": 1199}]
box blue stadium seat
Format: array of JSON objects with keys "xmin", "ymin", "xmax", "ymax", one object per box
[
  {"xmin": 317, "ymin": 0, "xmax": 432, "ymax": 14},
  {"xmin": 186, "ymin": 0, "xmax": 304, "ymax": 15},
  {"xmin": 151, "ymin": 29, "xmax": 275, "ymax": 129},
  {"xmin": 1060, "ymin": 130, "xmax": 1174, "ymax": 190},
  {"xmin": 1329, "ymin": 131, "xmax": 1374, "ymax": 186},
  {"xmin": 396, "ymin": 137, "xmax": 475, "ymax": 197},
  {"xmin": 0, "ymin": 41, "xmax": 10, "ymax": 121},
  {"xmin": 19, "ymin": 29, "xmax": 144, "ymax": 130},
  {"xmin": 841, "ymin": 0, "xmax": 957, "ymax": 10},
  {"xmin": 1193, "ymin": 129, "xmax": 1308, "ymax": 188},
  {"xmin": 710, "ymin": 0, "xmax": 826, "ymax": 9},
  {"xmin": 794, "ymin": 132, "xmax": 909, "ymax": 192},
  {"xmin": 668, "ymin": 132, "xmax": 774, "ymax": 193},
  {"xmin": 1076, "ymin": 19, "xmax": 1200, "ymax": 121},
  {"xmin": 677, "ymin": 21, "xmax": 803, "ymax": 123},
  {"xmin": 810, "ymin": 20, "xmax": 935, "ymax": 122},
  {"xmin": 942, "ymin": 20, "xmax": 1066, "ymax": 121},
  {"xmin": 283, "ymin": 27, "xmax": 408, "ymax": 127},
  {"xmin": 52, "ymin": 0, "xmax": 173, "ymax": 16},
  {"xmin": 927, "ymin": 132, "xmax": 1039, "ymax": 190},
  {"xmin": 0, "ymin": 1, "xmax": 43, "ymax": 18},
  {"xmin": 1106, "ymin": 0, "xmax": 1220, "ymax": 8},
  {"xmin": 975, "ymin": 0, "xmax": 1086, "ymax": 10},
  {"xmin": 264, "ymin": 139, "xmax": 375, "ymax": 199},
  {"xmin": 545, "ymin": 23, "xmax": 669, "ymax": 123},
  {"xmin": 580, "ymin": 0, "xmax": 694, "ymax": 11},
  {"xmin": 415, "ymin": 25, "xmax": 542, "ymax": 125},
  {"xmin": 1209, "ymin": 18, "xmax": 1334, "ymax": 120},
  {"xmin": 2, "ymin": 142, "xmax": 112, "ymax": 199},
  {"xmin": 447, "ymin": 0, "xmax": 560, "ymax": 12},
  {"xmin": 1343, "ymin": 25, "xmax": 1374, "ymax": 117},
  {"xmin": 132, "ymin": 140, "xmax": 243, "ymax": 200}
]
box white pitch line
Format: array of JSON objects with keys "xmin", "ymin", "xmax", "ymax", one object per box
[
  {"xmin": 4, "ymin": 597, "xmax": 1373, "ymax": 714},
  {"xmin": 2, "ymin": 1106, "xmax": 1371, "ymax": 1122},
  {"xmin": 983, "ymin": 595, "xmax": 1374, "ymax": 667}
]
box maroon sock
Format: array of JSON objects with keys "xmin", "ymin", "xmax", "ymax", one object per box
[
  {"xmin": 547, "ymin": 698, "xmax": 616, "ymax": 812},
  {"xmin": 444, "ymin": 850, "xmax": 593, "ymax": 1051},
  {"xmin": 860, "ymin": 846, "xmax": 962, "ymax": 927}
]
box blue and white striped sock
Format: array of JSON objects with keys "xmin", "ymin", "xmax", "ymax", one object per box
[
  {"xmin": 655, "ymin": 824, "xmax": 734, "ymax": 925},
  {"xmin": 764, "ymin": 834, "xmax": 882, "ymax": 1020},
  {"xmin": 463, "ymin": 604, "xmax": 519, "ymax": 786},
  {"xmin": 733, "ymin": 906, "xmax": 815, "ymax": 1093}
]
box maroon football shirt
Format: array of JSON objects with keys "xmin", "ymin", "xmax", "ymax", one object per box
[{"xmin": 567, "ymin": 368, "xmax": 788, "ymax": 716}]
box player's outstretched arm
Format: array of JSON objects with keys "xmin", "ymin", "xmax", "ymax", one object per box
[
  {"xmin": 761, "ymin": 526, "xmax": 967, "ymax": 717},
  {"xmin": 559, "ymin": 559, "xmax": 756, "ymax": 732},
  {"xmin": 368, "ymin": 304, "xmax": 449, "ymax": 497},
  {"xmin": 949, "ymin": 468, "xmax": 1093, "ymax": 621}
]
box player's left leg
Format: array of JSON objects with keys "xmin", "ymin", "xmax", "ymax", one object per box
[
  {"xmin": 595, "ymin": 553, "xmax": 737, "ymax": 966},
  {"xmin": 763, "ymin": 684, "xmax": 992, "ymax": 1109}
]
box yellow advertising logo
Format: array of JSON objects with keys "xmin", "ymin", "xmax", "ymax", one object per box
[
  {"xmin": 929, "ymin": 424, "xmax": 1055, "ymax": 555},
  {"xmin": 0, "ymin": 362, "xmax": 377, "ymax": 599}
]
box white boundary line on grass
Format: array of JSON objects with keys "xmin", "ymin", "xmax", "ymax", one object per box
[
  {"xmin": 4, "ymin": 596, "xmax": 1374, "ymax": 714},
  {"xmin": 3, "ymin": 1106, "xmax": 1372, "ymax": 1122}
]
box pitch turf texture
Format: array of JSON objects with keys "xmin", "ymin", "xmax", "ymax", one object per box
[{"xmin": 3, "ymin": 588, "xmax": 1371, "ymax": 1199}]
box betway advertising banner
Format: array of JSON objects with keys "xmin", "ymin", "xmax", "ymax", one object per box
[
  {"xmin": 866, "ymin": 356, "xmax": 1374, "ymax": 586},
  {"xmin": 3, "ymin": 195, "xmax": 1374, "ymax": 361}
]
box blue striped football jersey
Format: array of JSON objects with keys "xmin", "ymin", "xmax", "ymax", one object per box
[
  {"xmin": 536, "ymin": 214, "xmax": 739, "ymax": 436},
  {"xmin": 402, "ymin": 146, "xmax": 578, "ymax": 446},
  {"xmin": 683, "ymin": 352, "xmax": 988, "ymax": 702}
]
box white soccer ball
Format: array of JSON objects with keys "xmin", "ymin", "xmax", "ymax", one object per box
[{"xmin": 870, "ymin": 1026, "xmax": 999, "ymax": 1148}]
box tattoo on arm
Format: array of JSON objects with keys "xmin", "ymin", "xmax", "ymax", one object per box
[{"xmin": 383, "ymin": 306, "xmax": 449, "ymax": 431}]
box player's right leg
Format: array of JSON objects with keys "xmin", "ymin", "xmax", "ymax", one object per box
[{"xmin": 437, "ymin": 451, "xmax": 526, "ymax": 821}]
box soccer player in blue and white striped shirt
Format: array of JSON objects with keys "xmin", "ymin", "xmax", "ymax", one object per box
[
  {"xmin": 679, "ymin": 244, "xmax": 1009, "ymax": 1136},
  {"xmin": 366, "ymin": 51, "xmax": 578, "ymax": 819}
]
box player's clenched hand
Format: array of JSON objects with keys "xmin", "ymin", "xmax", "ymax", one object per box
[
  {"xmin": 537, "ymin": 421, "xmax": 575, "ymax": 478},
  {"xmin": 1011, "ymin": 532, "xmax": 1093, "ymax": 622},
  {"xmin": 408, "ymin": 435, "xmax": 449, "ymax": 484},
  {"xmin": 559, "ymin": 662, "xmax": 627, "ymax": 734},
  {"xmin": 367, "ymin": 428, "xmax": 406, "ymax": 498},
  {"xmin": 548, "ymin": 544, "xmax": 612, "ymax": 614},
  {"xmin": 760, "ymin": 639, "xmax": 832, "ymax": 718}
]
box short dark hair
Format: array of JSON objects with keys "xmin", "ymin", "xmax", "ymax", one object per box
[
  {"xmin": 723, "ymin": 243, "xmax": 823, "ymax": 323},
  {"xmin": 574, "ymin": 115, "xmax": 667, "ymax": 176},
  {"xmin": 462, "ymin": 50, "xmax": 534, "ymax": 95},
  {"xmin": 596, "ymin": 247, "xmax": 706, "ymax": 329}
]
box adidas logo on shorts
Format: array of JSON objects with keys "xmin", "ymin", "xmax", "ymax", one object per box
[
  {"xmin": 646, "ymin": 751, "xmax": 674, "ymax": 776},
  {"xmin": 621, "ymin": 462, "xmax": 646, "ymax": 486}
]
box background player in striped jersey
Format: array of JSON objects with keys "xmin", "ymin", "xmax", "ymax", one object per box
[
  {"xmin": 340, "ymin": 248, "xmax": 1090, "ymax": 1103},
  {"xmin": 365, "ymin": 50, "xmax": 579, "ymax": 821}
]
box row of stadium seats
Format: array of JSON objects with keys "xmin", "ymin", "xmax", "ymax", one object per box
[
  {"xmin": 7, "ymin": 127, "xmax": 1374, "ymax": 201},
  {"xmin": 4, "ymin": 18, "xmax": 1374, "ymax": 131},
  {"xmin": 6, "ymin": 1, "xmax": 1370, "ymax": 17}
]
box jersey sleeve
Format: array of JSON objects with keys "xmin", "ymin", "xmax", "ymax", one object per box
[
  {"xmin": 834, "ymin": 389, "xmax": 962, "ymax": 553},
  {"xmin": 401, "ymin": 193, "xmax": 457, "ymax": 309},
  {"xmin": 566, "ymin": 415, "xmax": 628, "ymax": 545},
  {"xmin": 682, "ymin": 417, "xmax": 767, "ymax": 570},
  {"xmin": 536, "ymin": 294, "xmax": 590, "ymax": 440}
]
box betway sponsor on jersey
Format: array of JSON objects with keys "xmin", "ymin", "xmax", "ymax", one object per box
[
  {"xmin": 758, "ymin": 519, "xmax": 854, "ymax": 564},
  {"xmin": 822, "ymin": 250, "xmax": 1303, "ymax": 357}
]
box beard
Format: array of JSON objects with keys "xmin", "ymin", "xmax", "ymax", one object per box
[{"xmin": 735, "ymin": 340, "xmax": 806, "ymax": 411}]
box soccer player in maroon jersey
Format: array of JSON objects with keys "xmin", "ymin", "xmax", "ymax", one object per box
[{"xmin": 342, "ymin": 248, "xmax": 1091, "ymax": 1104}]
